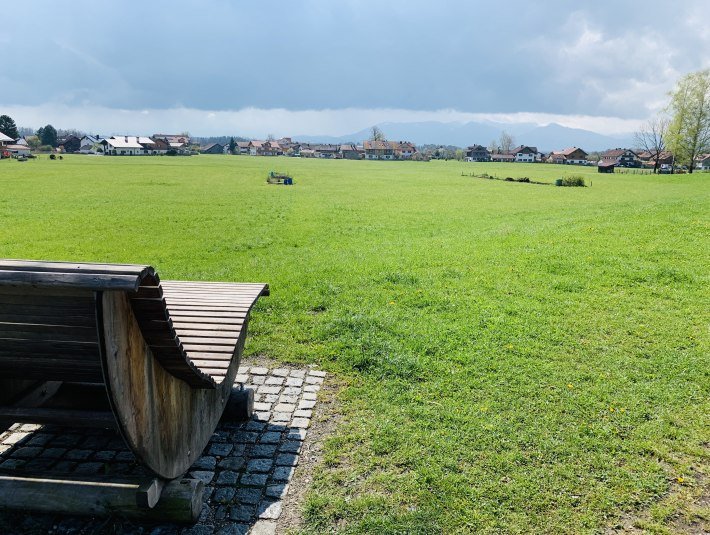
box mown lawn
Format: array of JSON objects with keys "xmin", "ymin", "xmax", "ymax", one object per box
[{"xmin": 1, "ymin": 155, "xmax": 708, "ymax": 533}]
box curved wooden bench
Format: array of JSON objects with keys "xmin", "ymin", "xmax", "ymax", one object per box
[{"xmin": 0, "ymin": 260, "xmax": 268, "ymax": 478}]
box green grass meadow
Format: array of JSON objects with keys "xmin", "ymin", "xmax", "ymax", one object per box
[{"xmin": 1, "ymin": 156, "xmax": 708, "ymax": 533}]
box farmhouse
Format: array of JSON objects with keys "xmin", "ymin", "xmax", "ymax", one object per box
[
  {"xmin": 547, "ymin": 147, "xmax": 588, "ymax": 165},
  {"xmin": 340, "ymin": 144, "xmax": 361, "ymax": 159},
  {"xmin": 391, "ymin": 141, "xmax": 417, "ymax": 159},
  {"xmin": 0, "ymin": 132, "xmax": 13, "ymax": 147},
  {"xmin": 466, "ymin": 144, "xmax": 491, "ymax": 162},
  {"xmin": 490, "ymin": 152, "xmax": 515, "ymax": 162},
  {"xmin": 363, "ymin": 140, "xmax": 394, "ymax": 160},
  {"xmin": 235, "ymin": 141, "xmax": 250, "ymax": 155},
  {"xmin": 314, "ymin": 144, "xmax": 339, "ymax": 158},
  {"xmin": 638, "ymin": 150, "xmax": 673, "ymax": 167},
  {"xmin": 600, "ymin": 148, "xmax": 640, "ymax": 168},
  {"xmin": 510, "ymin": 145, "xmax": 540, "ymax": 163},
  {"xmin": 79, "ymin": 135, "xmax": 101, "ymax": 154},
  {"xmin": 58, "ymin": 135, "xmax": 81, "ymax": 153},
  {"xmin": 101, "ymin": 136, "xmax": 145, "ymax": 155},
  {"xmin": 4, "ymin": 144, "xmax": 31, "ymax": 157},
  {"xmin": 200, "ymin": 143, "xmax": 225, "ymax": 154}
]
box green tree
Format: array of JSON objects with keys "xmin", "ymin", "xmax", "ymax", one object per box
[
  {"xmin": 666, "ymin": 69, "xmax": 710, "ymax": 173},
  {"xmin": 37, "ymin": 124, "xmax": 58, "ymax": 148},
  {"xmin": 228, "ymin": 137, "xmax": 236, "ymax": 154},
  {"xmin": 0, "ymin": 115, "xmax": 19, "ymax": 140}
]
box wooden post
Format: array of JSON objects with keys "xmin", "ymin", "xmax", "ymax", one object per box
[
  {"xmin": 222, "ymin": 387, "xmax": 254, "ymax": 421},
  {"xmin": 0, "ymin": 474, "xmax": 204, "ymax": 524}
]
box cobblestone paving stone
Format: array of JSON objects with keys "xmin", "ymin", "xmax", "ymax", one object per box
[{"xmin": 0, "ymin": 366, "xmax": 325, "ymax": 534}]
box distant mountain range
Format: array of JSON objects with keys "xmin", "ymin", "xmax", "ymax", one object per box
[{"xmin": 296, "ymin": 120, "xmax": 635, "ymax": 152}]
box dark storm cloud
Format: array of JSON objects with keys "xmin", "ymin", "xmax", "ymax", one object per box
[{"xmin": 2, "ymin": 0, "xmax": 709, "ymax": 119}]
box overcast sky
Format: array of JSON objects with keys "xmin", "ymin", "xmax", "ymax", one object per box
[{"xmin": 2, "ymin": 0, "xmax": 709, "ymax": 137}]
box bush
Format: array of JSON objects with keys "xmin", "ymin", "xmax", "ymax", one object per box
[
  {"xmin": 516, "ymin": 177, "xmax": 530, "ymax": 183},
  {"xmin": 166, "ymin": 149, "xmax": 177, "ymax": 156},
  {"xmin": 49, "ymin": 154, "xmax": 56, "ymax": 160},
  {"xmin": 557, "ymin": 176, "xmax": 585, "ymax": 187}
]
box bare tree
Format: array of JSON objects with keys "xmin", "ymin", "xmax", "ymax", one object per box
[
  {"xmin": 634, "ymin": 117, "xmax": 669, "ymax": 173},
  {"xmin": 487, "ymin": 139, "xmax": 499, "ymax": 154},
  {"xmin": 499, "ymin": 131, "xmax": 514, "ymax": 154},
  {"xmin": 267, "ymin": 133, "xmax": 275, "ymax": 141},
  {"xmin": 370, "ymin": 126, "xmax": 386, "ymax": 141}
]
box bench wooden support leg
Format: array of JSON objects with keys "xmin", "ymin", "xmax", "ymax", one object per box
[
  {"xmin": 222, "ymin": 386, "xmax": 254, "ymax": 421},
  {"xmin": 0, "ymin": 475, "xmax": 204, "ymax": 524}
]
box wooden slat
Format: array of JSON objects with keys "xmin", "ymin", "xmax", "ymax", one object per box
[
  {"xmin": 189, "ymin": 360, "xmax": 229, "ymax": 369},
  {"xmin": 179, "ymin": 337, "xmax": 237, "ymax": 345},
  {"xmin": 168, "ymin": 310, "xmax": 248, "ymax": 318},
  {"xmin": 0, "ymin": 407, "xmax": 116, "ymax": 428},
  {"xmin": 181, "ymin": 344, "xmax": 235, "ymax": 353},
  {"xmin": 175, "ymin": 329, "xmax": 240, "ymax": 337},
  {"xmin": 0, "ymin": 322, "xmax": 98, "ymax": 342},
  {"xmin": 0, "ymin": 338, "xmax": 99, "ymax": 355},
  {"xmin": 0, "ymin": 271, "xmax": 142, "ymax": 291}
]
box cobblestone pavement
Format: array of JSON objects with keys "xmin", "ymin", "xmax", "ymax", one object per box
[{"xmin": 0, "ymin": 365, "xmax": 326, "ymax": 534}]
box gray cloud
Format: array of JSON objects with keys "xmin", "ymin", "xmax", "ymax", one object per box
[{"xmin": 2, "ymin": 0, "xmax": 709, "ymax": 121}]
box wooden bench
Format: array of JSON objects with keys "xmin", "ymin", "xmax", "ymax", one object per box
[{"xmin": 0, "ymin": 260, "xmax": 268, "ymax": 479}]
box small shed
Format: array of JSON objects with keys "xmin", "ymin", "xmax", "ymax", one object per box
[
  {"xmin": 200, "ymin": 143, "xmax": 225, "ymax": 154},
  {"xmin": 598, "ymin": 162, "xmax": 615, "ymax": 173}
]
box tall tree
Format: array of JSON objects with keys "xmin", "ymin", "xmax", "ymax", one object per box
[
  {"xmin": 666, "ymin": 69, "xmax": 710, "ymax": 173},
  {"xmin": 0, "ymin": 115, "xmax": 19, "ymax": 140},
  {"xmin": 370, "ymin": 126, "xmax": 385, "ymax": 141},
  {"xmin": 228, "ymin": 137, "xmax": 236, "ymax": 154},
  {"xmin": 634, "ymin": 117, "xmax": 669, "ymax": 174},
  {"xmin": 499, "ymin": 131, "xmax": 514, "ymax": 154},
  {"xmin": 37, "ymin": 124, "xmax": 58, "ymax": 147},
  {"xmin": 487, "ymin": 139, "xmax": 499, "ymax": 154}
]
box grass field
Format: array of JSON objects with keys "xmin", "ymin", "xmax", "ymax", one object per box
[{"xmin": 1, "ymin": 155, "xmax": 708, "ymax": 533}]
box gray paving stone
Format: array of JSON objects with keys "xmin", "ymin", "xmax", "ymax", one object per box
[
  {"xmin": 285, "ymin": 377, "xmax": 304, "ymax": 387},
  {"xmin": 277, "ymin": 395, "xmax": 298, "ymax": 404},
  {"xmin": 270, "ymin": 466, "xmax": 295, "ymax": 482},
  {"xmin": 273, "ymin": 403, "xmax": 295, "ymax": 413},
  {"xmin": 265, "ymin": 483, "xmax": 289, "ymax": 499},
  {"xmin": 250, "ymin": 375, "xmax": 266, "ymax": 385},
  {"xmin": 246, "ymin": 458, "xmax": 273, "ymax": 473},
  {"xmin": 250, "ymin": 520, "xmax": 277, "ymax": 535},
  {"xmin": 288, "ymin": 369, "xmax": 306, "ymax": 378},
  {"xmin": 293, "ymin": 409, "xmax": 312, "ymax": 419},
  {"xmin": 305, "ymin": 376, "xmax": 324, "ymax": 385},
  {"xmin": 229, "ymin": 503, "xmax": 256, "ymax": 522},
  {"xmin": 40, "ymin": 447, "xmax": 67, "ymax": 459},
  {"xmin": 250, "ymin": 367, "xmax": 269, "ymax": 375},
  {"xmin": 94, "ymin": 450, "xmax": 117, "ymax": 462},
  {"xmin": 281, "ymin": 387, "xmax": 301, "ymax": 396},
  {"xmin": 234, "ymin": 432, "xmax": 258, "ymax": 444},
  {"xmin": 74, "ymin": 462, "xmax": 104, "ymax": 475},
  {"xmin": 250, "ymin": 444, "xmax": 277, "ymax": 458},
  {"xmin": 253, "ymin": 402, "xmax": 272, "ymax": 411},
  {"xmin": 0, "ymin": 459, "xmax": 25, "ymax": 470},
  {"xmin": 234, "ymin": 374, "xmax": 249, "ymax": 384},
  {"xmin": 209, "ymin": 443, "xmax": 233, "ymax": 457},
  {"xmin": 275, "ymin": 453, "xmax": 298, "ymax": 466},
  {"xmin": 304, "ymin": 384, "xmax": 321, "ymax": 393},
  {"xmin": 271, "ymin": 413, "xmax": 291, "ymax": 423},
  {"xmin": 298, "ymin": 399, "xmax": 316, "ymax": 410},
  {"xmin": 217, "ymin": 524, "xmax": 249, "ymax": 535},
  {"xmin": 259, "ymin": 432, "xmax": 282, "ymax": 444},
  {"xmin": 254, "ymin": 411, "xmax": 271, "ymax": 421},
  {"xmin": 309, "ymin": 370, "xmax": 327, "ymax": 377},
  {"xmin": 237, "ymin": 366, "xmax": 249, "ymax": 374},
  {"xmin": 272, "ymin": 368, "xmax": 289, "ymax": 377},
  {"xmin": 287, "ymin": 429, "xmax": 307, "ymax": 441},
  {"xmin": 64, "ymin": 449, "xmax": 92, "ymax": 460},
  {"xmin": 245, "ymin": 420, "xmax": 266, "ymax": 432},
  {"xmin": 240, "ymin": 473, "xmax": 268, "ymax": 487},
  {"xmin": 115, "ymin": 451, "xmax": 135, "ymax": 462},
  {"xmin": 262, "ymin": 394, "xmax": 279, "ymax": 403},
  {"xmin": 13, "ymin": 446, "xmax": 44, "ymax": 458},
  {"xmin": 264, "ymin": 376, "xmax": 284, "ymax": 385},
  {"xmin": 2, "ymin": 432, "xmax": 29, "ymax": 445},
  {"xmin": 291, "ymin": 418, "xmax": 311, "ymax": 429},
  {"xmin": 217, "ymin": 456, "xmax": 245, "ymax": 471},
  {"xmin": 279, "ymin": 441, "xmax": 302, "ymax": 453},
  {"xmin": 182, "ymin": 525, "xmax": 214, "ymax": 535},
  {"xmin": 216, "ymin": 470, "xmax": 239, "ymax": 485},
  {"xmin": 236, "ymin": 486, "xmax": 263, "ymax": 504},
  {"xmin": 213, "ymin": 487, "xmax": 236, "ymax": 504},
  {"xmin": 257, "ymin": 500, "xmax": 283, "ymax": 520},
  {"xmin": 302, "ymin": 392, "xmax": 318, "ymax": 401},
  {"xmin": 27, "ymin": 433, "xmax": 53, "ymax": 447},
  {"xmin": 257, "ymin": 385, "xmax": 281, "ymax": 395},
  {"xmin": 193, "ymin": 456, "xmax": 217, "ymax": 470}
]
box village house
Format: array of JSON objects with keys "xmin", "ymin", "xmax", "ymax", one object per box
[
  {"xmin": 4, "ymin": 143, "xmax": 31, "ymax": 157},
  {"xmin": 0, "ymin": 132, "xmax": 13, "ymax": 148},
  {"xmin": 340, "ymin": 144, "xmax": 361, "ymax": 160},
  {"xmin": 79, "ymin": 135, "xmax": 101, "ymax": 154},
  {"xmin": 200, "ymin": 143, "xmax": 225, "ymax": 154},
  {"xmin": 58, "ymin": 135, "xmax": 81, "ymax": 153},
  {"xmin": 363, "ymin": 140, "xmax": 394, "ymax": 160},
  {"xmin": 391, "ymin": 141, "xmax": 417, "ymax": 159},
  {"xmin": 314, "ymin": 144, "xmax": 339, "ymax": 158},
  {"xmin": 235, "ymin": 141, "xmax": 250, "ymax": 155},
  {"xmin": 465, "ymin": 144, "xmax": 491, "ymax": 162},
  {"xmin": 101, "ymin": 136, "xmax": 145, "ymax": 156},
  {"xmin": 547, "ymin": 147, "xmax": 588, "ymax": 165},
  {"xmin": 490, "ymin": 152, "xmax": 515, "ymax": 163},
  {"xmin": 510, "ymin": 145, "xmax": 540, "ymax": 163},
  {"xmin": 600, "ymin": 148, "xmax": 640, "ymax": 168},
  {"xmin": 638, "ymin": 150, "xmax": 674, "ymax": 167}
]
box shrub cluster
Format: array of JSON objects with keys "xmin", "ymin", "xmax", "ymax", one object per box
[{"xmin": 556, "ymin": 176, "xmax": 585, "ymax": 187}]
